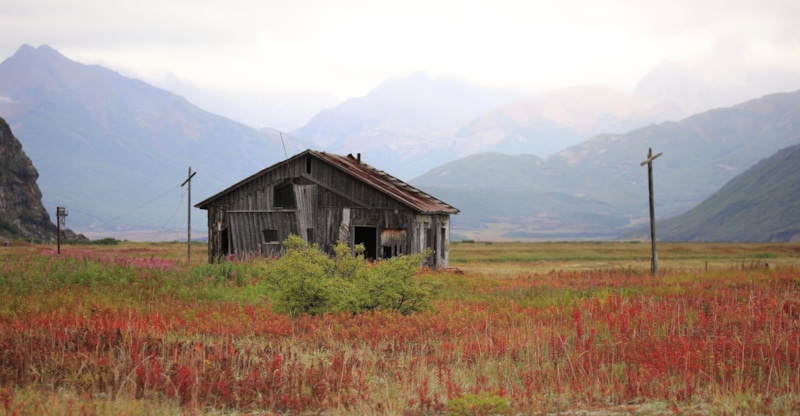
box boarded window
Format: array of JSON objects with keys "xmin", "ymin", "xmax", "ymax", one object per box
[{"xmin": 381, "ymin": 228, "xmax": 407, "ymax": 259}]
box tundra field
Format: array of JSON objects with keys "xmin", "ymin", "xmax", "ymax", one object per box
[{"xmin": 1, "ymin": 240, "xmax": 799, "ymax": 415}]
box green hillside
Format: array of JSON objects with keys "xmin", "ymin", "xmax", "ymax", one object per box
[{"xmin": 652, "ymin": 144, "xmax": 800, "ymax": 242}]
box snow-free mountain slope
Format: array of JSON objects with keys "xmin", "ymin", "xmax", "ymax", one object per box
[{"xmin": 0, "ymin": 45, "xmax": 299, "ymax": 235}]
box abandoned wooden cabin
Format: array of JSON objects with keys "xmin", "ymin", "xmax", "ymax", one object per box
[{"xmin": 194, "ymin": 149, "xmax": 459, "ymax": 268}]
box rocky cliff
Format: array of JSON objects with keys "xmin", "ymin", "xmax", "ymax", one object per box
[{"xmin": 0, "ymin": 116, "xmax": 58, "ymax": 240}]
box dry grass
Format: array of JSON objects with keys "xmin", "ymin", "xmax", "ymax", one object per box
[{"xmin": 450, "ymin": 241, "xmax": 799, "ymax": 277}]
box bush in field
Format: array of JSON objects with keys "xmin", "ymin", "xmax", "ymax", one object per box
[
  {"xmin": 264, "ymin": 234, "xmax": 438, "ymax": 316},
  {"xmin": 447, "ymin": 391, "xmax": 510, "ymax": 416}
]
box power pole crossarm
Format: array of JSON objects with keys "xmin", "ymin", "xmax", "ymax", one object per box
[
  {"xmin": 640, "ymin": 150, "xmax": 663, "ymax": 166},
  {"xmin": 640, "ymin": 147, "xmax": 662, "ymax": 276},
  {"xmin": 181, "ymin": 167, "xmax": 197, "ymax": 261}
]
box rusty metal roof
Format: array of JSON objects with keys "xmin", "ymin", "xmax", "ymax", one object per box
[
  {"xmin": 196, "ymin": 149, "xmax": 459, "ymax": 215},
  {"xmin": 312, "ymin": 150, "xmax": 459, "ymax": 214}
]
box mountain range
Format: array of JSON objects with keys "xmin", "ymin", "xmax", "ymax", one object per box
[
  {"xmin": 1, "ymin": 44, "xmax": 799, "ymax": 241},
  {"xmin": 411, "ymin": 90, "xmax": 800, "ymax": 240},
  {"xmin": 0, "ymin": 45, "xmax": 306, "ymax": 238},
  {"xmin": 291, "ymin": 76, "xmax": 686, "ymax": 179}
]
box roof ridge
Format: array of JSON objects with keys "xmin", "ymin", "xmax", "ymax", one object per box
[{"xmin": 197, "ymin": 149, "xmax": 458, "ymax": 214}]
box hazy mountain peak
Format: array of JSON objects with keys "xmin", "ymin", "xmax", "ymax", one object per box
[
  {"xmin": 502, "ymin": 85, "xmax": 682, "ymax": 134},
  {"xmin": 291, "ymin": 72, "xmax": 521, "ymax": 173},
  {"xmin": 635, "ymin": 61, "xmax": 800, "ymax": 115},
  {"xmin": 449, "ymin": 84, "xmax": 685, "ymax": 159},
  {"xmin": 7, "ymin": 44, "xmax": 74, "ymax": 69},
  {"xmin": 13, "ymin": 44, "xmax": 36, "ymax": 54},
  {"xmin": 3, "ymin": 44, "xmax": 114, "ymax": 94}
]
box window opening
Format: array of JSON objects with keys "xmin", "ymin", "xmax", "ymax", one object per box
[
  {"xmin": 273, "ymin": 184, "xmax": 296, "ymax": 209},
  {"xmin": 263, "ymin": 229, "xmax": 279, "ymax": 243}
]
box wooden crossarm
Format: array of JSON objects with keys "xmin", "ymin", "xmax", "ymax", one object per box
[{"xmin": 640, "ymin": 148, "xmax": 663, "ymax": 166}]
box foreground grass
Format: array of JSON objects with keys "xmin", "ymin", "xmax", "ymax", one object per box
[{"xmin": 0, "ymin": 242, "xmax": 799, "ymax": 415}]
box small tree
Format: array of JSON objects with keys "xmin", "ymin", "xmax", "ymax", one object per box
[{"xmin": 264, "ymin": 235, "xmax": 438, "ymax": 316}]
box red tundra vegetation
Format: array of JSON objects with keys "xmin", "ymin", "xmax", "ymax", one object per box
[{"xmin": 0, "ymin": 242, "xmax": 799, "ymax": 414}]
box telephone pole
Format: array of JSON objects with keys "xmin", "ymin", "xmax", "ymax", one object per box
[
  {"xmin": 640, "ymin": 148, "xmax": 663, "ymax": 276},
  {"xmin": 181, "ymin": 167, "xmax": 197, "ymax": 261}
]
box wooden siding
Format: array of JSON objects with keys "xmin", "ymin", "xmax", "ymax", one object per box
[
  {"xmin": 227, "ymin": 211, "xmax": 297, "ymax": 257},
  {"xmin": 295, "ymin": 185, "xmax": 316, "ymax": 242}
]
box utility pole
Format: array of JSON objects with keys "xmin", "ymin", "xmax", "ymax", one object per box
[
  {"xmin": 181, "ymin": 167, "xmax": 197, "ymax": 261},
  {"xmin": 640, "ymin": 148, "xmax": 663, "ymax": 276},
  {"xmin": 56, "ymin": 206, "xmax": 67, "ymax": 255}
]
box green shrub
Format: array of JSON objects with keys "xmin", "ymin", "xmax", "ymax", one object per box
[
  {"xmin": 264, "ymin": 235, "xmax": 438, "ymax": 316},
  {"xmin": 447, "ymin": 391, "xmax": 510, "ymax": 416},
  {"xmin": 364, "ymin": 249, "xmax": 439, "ymax": 315}
]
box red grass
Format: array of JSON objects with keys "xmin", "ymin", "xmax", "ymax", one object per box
[{"xmin": 1, "ymin": 248, "xmax": 799, "ymax": 414}]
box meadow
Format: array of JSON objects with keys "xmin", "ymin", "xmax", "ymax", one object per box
[{"xmin": 1, "ymin": 240, "xmax": 799, "ymax": 415}]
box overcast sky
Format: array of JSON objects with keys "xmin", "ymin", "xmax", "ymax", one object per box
[{"xmin": 2, "ymin": 0, "xmax": 799, "ymax": 99}]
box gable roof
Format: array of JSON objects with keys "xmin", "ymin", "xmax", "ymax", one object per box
[{"xmin": 195, "ymin": 149, "xmax": 459, "ymax": 215}]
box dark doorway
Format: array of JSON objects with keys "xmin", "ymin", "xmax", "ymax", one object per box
[
  {"xmin": 220, "ymin": 227, "xmax": 229, "ymax": 259},
  {"xmin": 354, "ymin": 226, "xmax": 377, "ymax": 260}
]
